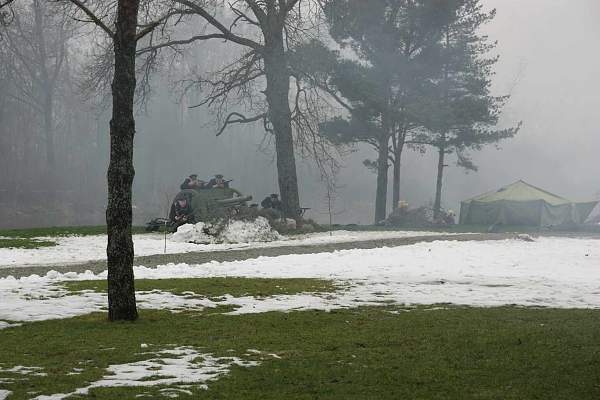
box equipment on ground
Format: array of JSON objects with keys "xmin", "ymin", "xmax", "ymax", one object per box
[{"xmin": 167, "ymin": 187, "xmax": 253, "ymax": 229}]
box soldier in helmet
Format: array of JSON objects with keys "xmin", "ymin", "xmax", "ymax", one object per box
[
  {"xmin": 261, "ymin": 193, "xmax": 282, "ymax": 212},
  {"xmin": 180, "ymin": 174, "xmax": 205, "ymax": 190}
]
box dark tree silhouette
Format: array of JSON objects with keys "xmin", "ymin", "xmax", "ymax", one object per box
[{"xmin": 61, "ymin": 0, "xmax": 165, "ymax": 321}]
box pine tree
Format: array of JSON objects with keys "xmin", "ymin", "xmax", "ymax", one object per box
[
  {"xmin": 411, "ymin": 0, "xmax": 520, "ymax": 219},
  {"xmin": 303, "ymin": 0, "xmax": 452, "ymax": 223}
]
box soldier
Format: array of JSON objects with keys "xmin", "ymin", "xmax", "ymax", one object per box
[
  {"xmin": 208, "ymin": 174, "xmax": 230, "ymax": 189},
  {"xmin": 180, "ymin": 174, "xmax": 203, "ymax": 190},
  {"xmin": 261, "ymin": 194, "xmax": 282, "ymax": 212},
  {"xmin": 172, "ymin": 196, "xmax": 194, "ymax": 226}
]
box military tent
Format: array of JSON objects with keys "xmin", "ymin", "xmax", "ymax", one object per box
[
  {"xmin": 459, "ymin": 180, "xmax": 598, "ymax": 226},
  {"xmin": 585, "ymin": 202, "xmax": 600, "ymax": 224}
]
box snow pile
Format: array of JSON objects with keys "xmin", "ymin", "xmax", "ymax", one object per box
[
  {"xmin": 32, "ymin": 347, "xmax": 259, "ymax": 400},
  {"xmin": 220, "ymin": 217, "xmax": 282, "ymax": 243},
  {"xmin": 172, "ymin": 217, "xmax": 282, "ymax": 244},
  {"xmin": 171, "ymin": 222, "xmax": 214, "ymax": 244}
]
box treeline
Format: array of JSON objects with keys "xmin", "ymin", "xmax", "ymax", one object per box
[
  {"xmin": 0, "ymin": 0, "xmax": 518, "ymax": 227},
  {"xmin": 0, "ymin": 1, "xmax": 108, "ymax": 227}
]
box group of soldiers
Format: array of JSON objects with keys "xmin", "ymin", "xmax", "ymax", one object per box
[
  {"xmin": 180, "ymin": 174, "xmax": 231, "ymax": 190},
  {"xmin": 179, "ymin": 173, "xmax": 283, "ymax": 212}
]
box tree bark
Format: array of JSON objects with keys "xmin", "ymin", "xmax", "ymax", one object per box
[
  {"xmin": 433, "ymin": 139, "xmax": 446, "ymax": 220},
  {"xmin": 263, "ymin": 25, "xmax": 300, "ymax": 219},
  {"xmin": 33, "ymin": 1, "xmax": 56, "ymax": 187},
  {"xmin": 42, "ymin": 92, "xmax": 55, "ymax": 172},
  {"xmin": 106, "ymin": 0, "xmax": 139, "ymax": 322},
  {"xmin": 392, "ymin": 131, "xmax": 405, "ymax": 211},
  {"xmin": 374, "ymin": 133, "xmax": 390, "ymax": 224}
]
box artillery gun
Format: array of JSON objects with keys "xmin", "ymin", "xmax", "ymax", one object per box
[{"xmin": 164, "ymin": 187, "xmax": 254, "ymax": 229}]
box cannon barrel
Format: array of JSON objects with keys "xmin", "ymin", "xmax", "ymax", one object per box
[{"xmin": 216, "ymin": 195, "xmax": 253, "ymax": 207}]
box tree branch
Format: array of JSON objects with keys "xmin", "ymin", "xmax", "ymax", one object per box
[
  {"xmin": 64, "ymin": 0, "xmax": 114, "ymax": 38},
  {"xmin": 135, "ymin": 9, "xmax": 192, "ymax": 41},
  {"xmin": 285, "ymin": 0, "xmax": 301, "ymax": 13},
  {"xmin": 172, "ymin": 0, "xmax": 263, "ymax": 50},
  {"xmin": 216, "ymin": 111, "xmax": 267, "ymax": 136},
  {"xmin": 137, "ymin": 34, "xmax": 237, "ymax": 55},
  {"xmin": 230, "ymin": 3, "xmax": 260, "ymax": 28},
  {"xmin": 245, "ymin": 0, "xmax": 267, "ymax": 24},
  {"xmin": 0, "ymin": 0, "xmax": 14, "ymax": 9}
]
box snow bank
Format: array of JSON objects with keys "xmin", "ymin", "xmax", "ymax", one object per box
[
  {"xmin": 220, "ymin": 218, "xmax": 282, "ymax": 243},
  {"xmin": 171, "ymin": 222, "xmax": 214, "ymax": 244},
  {"xmin": 172, "ymin": 217, "xmax": 282, "ymax": 244}
]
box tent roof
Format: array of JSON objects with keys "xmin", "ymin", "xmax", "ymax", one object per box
[{"xmin": 463, "ymin": 180, "xmax": 572, "ymax": 206}]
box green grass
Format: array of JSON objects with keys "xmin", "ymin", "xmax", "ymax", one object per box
[
  {"xmin": 64, "ymin": 277, "xmax": 337, "ymax": 298},
  {"xmin": 0, "ymin": 225, "xmax": 149, "ymax": 239},
  {"xmin": 1, "ymin": 306, "xmax": 600, "ymax": 399},
  {"xmin": 0, "ymin": 238, "xmax": 57, "ymax": 249}
]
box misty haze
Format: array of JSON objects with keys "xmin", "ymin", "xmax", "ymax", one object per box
[{"xmin": 0, "ymin": 1, "xmax": 599, "ymax": 399}]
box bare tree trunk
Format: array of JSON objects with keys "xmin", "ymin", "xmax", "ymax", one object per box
[
  {"xmin": 264, "ymin": 28, "xmax": 300, "ymax": 219},
  {"xmin": 42, "ymin": 92, "xmax": 55, "ymax": 171},
  {"xmin": 433, "ymin": 141, "xmax": 446, "ymax": 220},
  {"xmin": 33, "ymin": 1, "xmax": 56, "ymax": 191},
  {"xmin": 374, "ymin": 133, "xmax": 389, "ymax": 224},
  {"xmin": 106, "ymin": 0, "xmax": 139, "ymax": 322},
  {"xmin": 392, "ymin": 132, "xmax": 405, "ymax": 211}
]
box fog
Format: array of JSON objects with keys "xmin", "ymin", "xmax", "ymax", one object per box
[
  {"xmin": 1, "ymin": 0, "xmax": 598, "ymax": 228},
  {"xmin": 130, "ymin": 0, "xmax": 599, "ymax": 225}
]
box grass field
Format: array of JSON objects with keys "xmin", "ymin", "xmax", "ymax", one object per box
[
  {"xmin": 2, "ymin": 303, "xmax": 599, "ymax": 400},
  {"xmin": 2, "ymin": 278, "xmax": 600, "ymax": 399},
  {"xmin": 0, "ymin": 226, "xmax": 150, "ymax": 249},
  {"xmin": 0, "ymin": 225, "xmax": 149, "ymax": 239},
  {"xmin": 0, "ymin": 238, "xmax": 57, "ymax": 249},
  {"xmin": 64, "ymin": 277, "xmax": 337, "ymax": 298}
]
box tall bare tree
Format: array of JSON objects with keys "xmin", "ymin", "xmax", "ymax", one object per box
[
  {"xmin": 141, "ymin": 0, "xmax": 326, "ymax": 218},
  {"xmin": 0, "ymin": 0, "xmax": 69, "ymax": 187}
]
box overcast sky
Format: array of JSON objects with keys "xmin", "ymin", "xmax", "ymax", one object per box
[{"xmin": 459, "ymin": 0, "xmax": 600, "ymax": 200}]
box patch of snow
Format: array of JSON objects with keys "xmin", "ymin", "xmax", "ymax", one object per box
[
  {"xmin": 516, "ymin": 234, "xmax": 535, "ymax": 242},
  {"xmin": 219, "ymin": 217, "xmax": 282, "ymax": 243},
  {"xmin": 32, "ymin": 347, "xmax": 259, "ymax": 400},
  {"xmin": 0, "ymin": 321, "xmax": 21, "ymax": 330},
  {"xmin": 0, "ymin": 229, "xmax": 456, "ymax": 269},
  {"xmin": 0, "ymin": 390, "xmax": 11, "ymax": 400},
  {"xmin": 0, "ymin": 365, "xmax": 47, "ymax": 376},
  {"xmin": 171, "ymin": 223, "xmax": 214, "ymax": 244},
  {"xmin": 172, "ymin": 217, "xmax": 281, "ymax": 244}
]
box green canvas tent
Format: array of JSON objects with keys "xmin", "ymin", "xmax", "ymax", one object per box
[{"xmin": 459, "ymin": 180, "xmax": 598, "ymax": 226}]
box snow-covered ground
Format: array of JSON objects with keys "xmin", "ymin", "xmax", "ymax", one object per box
[
  {"xmin": 0, "ymin": 236, "xmax": 599, "ymax": 329},
  {"xmin": 31, "ymin": 347, "xmax": 260, "ymax": 400},
  {"xmin": 0, "ymin": 229, "xmax": 455, "ymax": 269}
]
